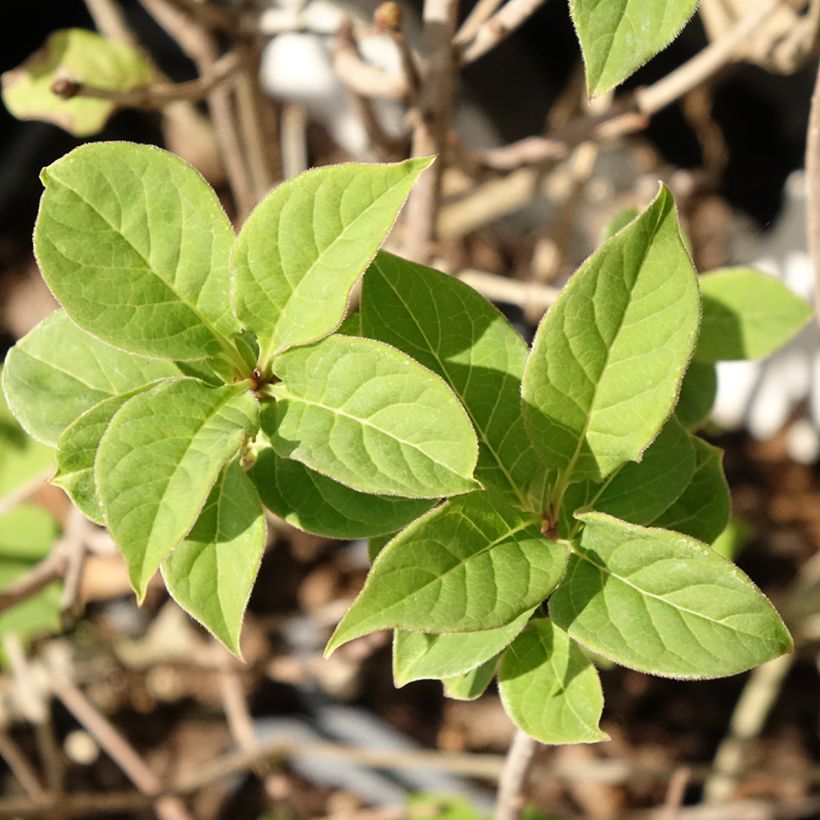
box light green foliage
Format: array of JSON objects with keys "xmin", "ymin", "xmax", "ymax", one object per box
[
  {"xmin": 550, "ymin": 513, "xmax": 792, "ymax": 679},
  {"xmin": 96, "ymin": 379, "xmax": 259, "ymax": 599},
  {"xmin": 35, "ymin": 143, "xmax": 239, "ymax": 360},
  {"xmin": 407, "ymin": 794, "xmax": 482, "ymax": 820},
  {"xmin": 676, "ymin": 360, "xmax": 717, "ymax": 430},
  {"xmin": 267, "ymin": 334, "xmax": 480, "ymax": 498},
  {"xmin": 443, "ymin": 656, "xmax": 498, "ymax": 701},
  {"xmin": 601, "ymin": 207, "xmax": 639, "ymax": 241},
  {"xmin": 249, "ymin": 447, "xmax": 432, "ymax": 538},
  {"xmin": 570, "ymin": 0, "xmax": 699, "ymax": 95},
  {"xmin": 3, "ymin": 311, "xmax": 177, "ymax": 446},
  {"xmin": 0, "ymin": 506, "xmax": 61, "ymax": 655},
  {"xmin": 326, "ymin": 492, "xmax": 567, "ymax": 653},
  {"xmin": 2, "ymin": 141, "xmax": 801, "ymax": 739},
  {"xmin": 499, "ymin": 620, "xmax": 607, "ymax": 743},
  {"xmin": 0, "ymin": 377, "xmax": 52, "ymax": 494},
  {"xmin": 232, "ymin": 159, "xmax": 432, "ymax": 364},
  {"xmin": 697, "ymin": 268, "xmax": 813, "ymax": 362},
  {"xmin": 162, "ymin": 461, "xmax": 266, "ymax": 657},
  {"xmin": 1, "ymin": 29, "xmax": 154, "ymax": 136},
  {"xmin": 393, "ymin": 608, "xmax": 535, "ymax": 685},
  {"xmin": 522, "ymin": 185, "xmax": 699, "ymax": 483},
  {"xmin": 361, "ymin": 252, "xmax": 541, "ymax": 504}
]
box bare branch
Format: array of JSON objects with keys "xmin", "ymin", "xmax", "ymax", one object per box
[
  {"xmin": 459, "ymin": 0, "xmax": 548, "ymax": 65},
  {"xmin": 495, "ymin": 729, "xmax": 537, "ymax": 820},
  {"xmin": 0, "ymin": 467, "xmax": 53, "ymax": 518},
  {"xmin": 454, "ymin": 0, "xmax": 505, "ymax": 44},
  {"xmin": 333, "ymin": 25, "xmax": 409, "ymax": 101},
  {"xmin": 455, "ymin": 268, "xmax": 559, "ymax": 313}
]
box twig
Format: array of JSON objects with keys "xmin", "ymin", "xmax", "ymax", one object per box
[
  {"xmin": 84, "ymin": 0, "xmax": 137, "ymax": 44},
  {"xmin": 495, "ymin": 729, "xmax": 537, "ymax": 820},
  {"xmin": 44, "ymin": 647, "xmax": 193, "ymax": 820},
  {"xmin": 454, "ymin": 0, "xmax": 506, "ymax": 44},
  {"xmin": 281, "ymin": 104, "xmax": 309, "ymax": 179},
  {"xmin": 455, "ymin": 268, "xmax": 559, "ymax": 312},
  {"xmin": 661, "ymin": 767, "xmax": 692, "ymax": 820},
  {"xmin": 59, "ymin": 507, "xmax": 89, "ymax": 629},
  {"xmin": 50, "ymin": 51, "xmax": 241, "ymax": 109},
  {"xmin": 333, "ymin": 30, "xmax": 409, "ymax": 101},
  {"xmin": 0, "ymin": 466, "xmax": 53, "ymax": 518},
  {"xmin": 0, "ymin": 730, "xmax": 46, "ymax": 802},
  {"xmin": 0, "ymin": 547, "xmax": 66, "ymax": 615},
  {"xmin": 164, "ymin": 0, "xmax": 238, "ymax": 31},
  {"xmin": 402, "ymin": 0, "xmax": 459, "ymax": 262},
  {"xmin": 459, "ymin": 0, "xmax": 548, "ymax": 65},
  {"xmin": 806, "ymin": 61, "xmax": 820, "ymax": 317}
]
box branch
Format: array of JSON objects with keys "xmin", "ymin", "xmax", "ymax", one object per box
[
  {"xmin": 0, "ymin": 547, "xmax": 66, "ymax": 615},
  {"xmin": 0, "ymin": 466, "xmax": 52, "ymax": 518},
  {"xmin": 332, "ymin": 25, "xmax": 409, "ymax": 101},
  {"xmin": 458, "ymin": 0, "xmax": 548, "ymax": 65},
  {"xmin": 455, "ymin": 268, "xmax": 559, "ymax": 313},
  {"xmin": 495, "ymin": 729, "xmax": 537, "ymax": 820},
  {"xmin": 453, "ymin": 0, "xmax": 505, "ymax": 44},
  {"xmin": 163, "ymin": 0, "xmax": 239, "ymax": 32},
  {"xmin": 51, "ymin": 51, "xmax": 241, "ymax": 109}
]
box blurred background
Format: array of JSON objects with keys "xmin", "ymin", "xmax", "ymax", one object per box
[{"xmin": 0, "ymin": 1, "xmax": 819, "ymax": 818}]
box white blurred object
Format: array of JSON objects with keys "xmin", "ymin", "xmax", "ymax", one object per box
[{"xmin": 714, "ymin": 171, "xmax": 820, "ymax": 463}]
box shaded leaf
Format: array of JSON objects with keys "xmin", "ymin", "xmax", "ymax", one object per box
[
  {"xmin": 676, "ymin": 360, "xmax": 717, "ymax": 430},
  {"xmin": 443, "ymin": 656, "xmax": 497, "ymax": 701},
  {"xmin": 498, "ymin": 619, "xmax": 607, "ymax": 744},
  {"xmin": 550, "ymin": 513, "xmax": 793, "ymax": 679},
  {"xmin": 162, "ymin": 460, "xmax": 266, "ymax": 657},
  {"xmin": 267, "ymin": 334, "xmax": 479, "ymax": 498}
]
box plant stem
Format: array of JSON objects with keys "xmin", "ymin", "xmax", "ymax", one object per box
[{"xmin": 495, "ymin": 728, "xmax": 537, "ymax": 820}]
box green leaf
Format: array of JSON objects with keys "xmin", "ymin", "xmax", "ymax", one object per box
[
  {"xmin": 601, "ymin": 207, "xmax": 639, "ymax": 242},
  {"xmin": 162, "ymin": 460, "xmax": 266, "ymax": 657},
  {"xmin": 0, "ymin": 377, "xmax": 53, "ymax": 496},
  {"xmin": 498, "ymin": 619, "xmax": 607, "ymax": 744},
  {"xmin": 1, "ymin": 29, "xmax": 155, "ymax": 137},
  {"xmin": 443, "ymin": 656, "xmax": 497, "ymax": 701},
  {"xmin": 711, "ymin": 518, "xmax": 753, "ymax": 562},
  {"xmin": 393, "ymin": 607, "xmax": 534, "ymax": 685},
  {"xmin": 590, "ymin": 416, "xmax": 696, "ymax": 525},
  {"xmin": 361, "ymin": 252, "xmax": 542, "ymax": 506},
  {"xmin": 0, "ymin": 506, "xmax": 61, "ymax": 655},
  {"xmin": 3, "ymin": 311, "xmax": 178, "ymax": 446},
  {"xmin": 232, "ymin": 159, "xmax": 432, "ymax": 363},
  {"xmin": 267, "ymin": 334, "xmax": 479, "ymax": 498},
  {"xmin": 54, "ymin": 385, "xmax": 163, "ymax": 524},
  {"xmin": 368, "ymin": 532, "xmax": 395, "ymax": 562},
  {"xmin": 550, "ymin": 512, "xmax": 793, "ymax": 679},
  {"xmin": 522, "ymin": 185, "xmax": 699, "ymax": 483},
  {"xmin": 249, "ymin": 446, "xmax": 432, "ymax": 538},
  {"xmin": 35, "ymin": 142, "xmax": 240, "ymax": 361},
  {"xmin": 649, "ymin": 437, "xmax": 730, "ymax": 544},
  {"xmin": 676, "ymin": 360, "xmax": 717, "ymax": 430},
  {"xmin": 570, "ymin": 0, "xmax": 698, "ymax": 95},
  {"xmin": 96, "ymin": 379, "xmax": 259, "ymax": 599},
  {"xmin": 696, "ymin": 268, "xmax": 813, "ymax": 363},
  {"xmin": 325, "ymin": 491, "xmax": 567, "ymax": 655}
]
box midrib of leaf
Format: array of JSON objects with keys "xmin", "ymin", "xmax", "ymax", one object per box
[
  {"xmin": 139, "ymin": 385, "xmax": 250, "ymax": 562},
  {"xmin": 541, "ymin": 632, "xmax": 593, "ymax": 731},
  {"xmin": 377, "ymin": 273, "xmax": 531, "ymax": 509},
  {"xmin": 50, "ymin": 175, "xmax": 237, "ymax": 361},
  {"xmin": 260, "ymin": 177, "xmax": 419, "ymax": 365},
  {"xmin": 275, "ymin": 387, "xmax": 469, "ymax": 481},
  {"xmin": 204, "ymin": 475, "xmax": 232, "ymax": 636},
  {"xmin": 13, "ymin": 348, "xmax": 113, "ymax": 395},
  {"xmin": 551, "ymin": 204, "xmax": 664, "ymax": 502},
  {"xmin": 570, "ymin": 543, "xmax": 766, "ymax": 640},
  {"xmin": 595, "ymin": 0, "xmax": 630, "ymax": 86}
]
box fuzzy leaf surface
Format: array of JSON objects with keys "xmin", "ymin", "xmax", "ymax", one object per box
[
  {"xmin": 443, "ymin": 657, "xmax": 497, "ymax": 701},
  {"xmin": 249, "ymin": 446, "xmax": 431, "ymax": 538},
  {"xmin": 96, "ymin": 379, "xmax": 258, "ymax": 599},
  {"xmin": 2, "ymin": 29, "xmax": 154, "ymax": 136},
  {"xmin": 35, "ymin": 143, "xmax": 239, "ymax": 360},
  {"xmin": 3, "ymin": 311, "xmax": 178, "ymax": 446},
  {"xmin": 522, "ymin": 185, "xmax": 699, "ymax": 483},
  {"xmin": 326, "ymin": 491, "xmax": 567, "ymax": 654},
  {"xmin": 361, "ymin": 252, "xmax": 541, "ymax": 504},
  {"xmin": 550, "ymin": 513, "xmax": 793, "ymax": 679},
  {"xmin": 267, "ymin": 334, "xmax": 479, "ymax": 498},
  {"xmin": 498, "ymin": 619, "xmax": 607, "ymax": 744},
  {"xmin": 232, "ymin": 159, "xmax": 431, "ymax": 362},
  {"xmin": 649, "ymin": 437, "xmax": 730, "ymax": 544},
  {"xmin": 570, "ymin": 0, "xmax": 698, "ymax": 95},
  {"xmin": 393, "ymin": 607, "xmax": 534, "ymax": 685},
  {"xmin": 162, "ymin": 460, "xmax": 266, "ymax": 657},
  {"xmin": 696, "ymin": 268, "xmax": 813, "ymax": 363}
]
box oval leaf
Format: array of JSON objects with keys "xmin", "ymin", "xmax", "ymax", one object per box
[
  {"xmin": 2, "ymin": 29, "xmax": 155, "ymax": 136},
  {"xmin": 393, "ymin": 607, "xmax": 534, "ymax": 686},
  {"xmin": 522, "ymin": 185, "xmax": 699, "ymax": 483},
  {"xmin": 696, "ymin": 268, "xmax": 813, "ymax": 363},
  {"xmin": 570, "ymin": 0, "xmax": 698, "ymax": 95},
  {"xmin": 162, "ymin": 460, "xmax": 266, "ymax": 657},
  {"xmin": 96, "ymin": 379, "xmax": 259, "ymax": 599},
  {"xmin": 325, "ymin": 491, "xmax": 567, "ymax": 655},
  {"xmin": 232, "ymin": 158, "xmax": 432, "ymax": 363},
  {"xmin": 249, "ymin": 446, "xmax": 432, "ymax": 538},
  {"xmin": 676, "ymin": 360, "xmax": 717, "ymax": 430},
  {"xmin": 498, "ymin": 619, "xmax": 607, "ymax": 744},
  {"xmin": 35, "ymin": 142, "xmax": 239, "ymax": 360},
  {"xmin": 268, "ymin": 334, "xmax": 479, "ymax": 498},
  {"xmin": 550, "ymin": 512, "xmax": 793, "ymax": 679},
  {"xmin": 361, "ymin": 251, "xmax": 542, "ymax": 506},
  {"xmin": 443, "ymin": 657, "xmax": 497, "ymax": 701},
  {"xmin": 3, "ymin": 311, "xmax": 178, "ymax": 446}
]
